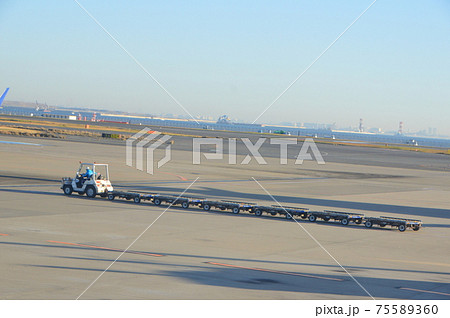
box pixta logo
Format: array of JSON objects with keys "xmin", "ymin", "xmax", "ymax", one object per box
[
  {"xmin": 126, "ymin": 129, "xmax": 325, "ymax": 174},
  {"xmin": 193, "ymin": 137, "xmax": 325, "ymax": 165},
  {"xmin": 126, "ymin": 128, "xmax": 172, "ymax": 174}
]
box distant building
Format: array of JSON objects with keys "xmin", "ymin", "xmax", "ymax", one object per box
[{"xmin": 37, "ymin": 113, "xmax": 76, "ymax": 120}]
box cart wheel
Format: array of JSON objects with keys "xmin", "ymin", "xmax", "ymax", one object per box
[
  {"xmin": 232, "ymin": 207, "xmax": 240, "ymax": 214},
  {"xmin": 203, "ymin": 204, "xmax": 211, "ymax": 211},
  {"xmin": 107, "ymin": 193, "xmax": 115, "ymax": 200},
  {"xmin": 134, "ymin": 196, "xmax": 141, "ymax": 204},
  {"xmin": 285, "ymin": 213, "xmax": 293, "ymax": 220},
  {"xmin": 341, "ymin": 218, "xmax": 349, "ymax": 226},
  {"xmin": 398, "ymin": 224, "xmax": 406, "ymax": 232},
  {"xmin": 323, "ymin": 217, "xmax": 330, "ymax": 222},
  {"xmin": 182, "ymin": 201, "xmax": 189, "ymax": 209},
  {"xmin": 154, "ymin": 198, "xmax": 161, "ymax": 206},
  {"xmin": 85, "ymin": 186, "xmax": 96, "ymax": 198},
  {"xmin": 308, "ymin": 215, "xmax": 316, "ymax": 222},
  {"xmin": 364, "ymin": 221, "xmax": 373, "ymax": 228},
  {"xmin": 63, "ymin": 185, "xmax": 73, "ymax": 195},
  {"xmin": 355, "ymin": 219, "xmax": 362, "ymax": 224},
  {"xmin": 301, "ymin": 214, "xmax": 308, "ymax": 219},
  {"xmin": 413, "ymin": 226, "xmax": 420, "ymax": 231},
  {"xmin": 254, "ymin": 209, "xmax": 263, "ymax": 216}
]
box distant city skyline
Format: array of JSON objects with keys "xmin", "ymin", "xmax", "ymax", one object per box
[
  {"xmin": 3, "ymin": 97, "xmax": 446, "ymax": 138},
  {"xmin": 1, "ymin": 1, "xmax": 449, "ymax": 134}
]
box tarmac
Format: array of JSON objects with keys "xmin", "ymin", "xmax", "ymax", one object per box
[{"xmin": 0, "ymin": 133, "xmax": 449, "ymax": 299}]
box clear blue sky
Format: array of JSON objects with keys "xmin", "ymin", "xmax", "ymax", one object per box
[{"xmin": 1, "ymin": 1, "xmax": 449, "ymax": 134}]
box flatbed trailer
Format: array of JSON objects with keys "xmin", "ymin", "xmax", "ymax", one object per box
[
  {"xmin": 201, "ymin": 200, "xmax": 255, "ymax": 214},
  {"xmin": 106, "ymin": 190, "xmax": 155, "ymax": 204},
  {"xmin": 307, "ymin": 210, "xmax": 364, "ymax": 225},
  {"xmin": 363, "ymin": 216, "xmax": 422, "ymax": 232},
  {"xmin": 152, "ymin": 194, "xmax": 204, "ymax": 209},
  {"xmin": 251, "ymin": 205, "xmax": 309, "ymax": 219},
  {"xmin": 60, "ymin": 165, "xmax": 424, "ymax": 233}
]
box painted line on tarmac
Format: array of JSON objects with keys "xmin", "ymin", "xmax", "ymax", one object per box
[
  {"xmin": 399, "ymin": 287, "xmax": 450, "ymax": 297},
  {"xmin": 0, "ymin": 233, "xmax": 9, "ymax": 236},
  {"xmin": 377, "ymin": 258, "xmax": 450, "ymax": 268},
  {"xmin": 0, "ymin": 184, "xmax": 57, "ymax": 188},
  {"xmin": 47, "ymin": 240, "xmax": 164, "ymax": 257},
  {"xmin": 205, "ymin": 261, "xmax": 344, "ymax": 281},
  {"xmin": 117, "ymin": 177, "xmax": 327, "ymax": 186},
  {"xmin": 0, "ymin": 140, "xmax": 42, "ymax": 146},
  {"xmin": 159, "ymin": 171, "xmax": 188, "ymax": 181}
]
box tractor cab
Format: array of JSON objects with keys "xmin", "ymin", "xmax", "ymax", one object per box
[{"xmin": 61, "ymin": 162, "xmax": 114, "ymax": 197}]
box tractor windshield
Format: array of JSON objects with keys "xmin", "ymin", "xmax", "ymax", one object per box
[
  {"xmin": 94, "ymin": 164, "xmax": 108, "ymax": 180},
  {"xmin": 77, "ymin": 164, "xmax": 93, "ymax": 175}
]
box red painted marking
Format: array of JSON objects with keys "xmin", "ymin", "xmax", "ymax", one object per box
[
  {"xmin": 0, "ymin": 233, "xmax": 9, "ymax": 236},
  {"xmin": 205, "ymin": 261, "xmax": 344, "ymax": 281},
  {"xmin": 400, "ymin": 287, "xmax": 450, "ymax": 297},
  {"xmin": 159, "ymin": 171, "xmax": 188, "ymax": 181},
  {"xmin": 47, "ymin": 240, "xmax": 164, "ymax": 257}
]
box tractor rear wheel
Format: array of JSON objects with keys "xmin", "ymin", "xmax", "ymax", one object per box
[
  {"xmin": 63, "ymin": 185, "xmax": 73, "ymax": 195},
  {"xmin": 85, "ymin": 186, "xmax": 96, "ymax": 198}
]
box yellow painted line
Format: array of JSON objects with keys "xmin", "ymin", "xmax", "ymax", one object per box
[
  {"xmin": 205, "ymin": 261, "xmax": 344, "ymax": 281},
  {"xmin": 377, "ymin": 258, "xmax": 450, "ymax": 268},
  {"xmin": 400, "ymin": 287, "xmax": 450, "ymax": 297},
  {"xmin": 159, "ymin": 171, "xmax": 188, "ymax": 181},
  {"xmin": 47, "ymin": 240, "xmax": 164, "ymax": 257}
]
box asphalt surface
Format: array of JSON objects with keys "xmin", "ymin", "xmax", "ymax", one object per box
[
  {"xmin": 3, "ymin": 114, "xmax": 450, "ymax": 172},
  {"xmin": 0, "ymin": 134, "xmax": 449, "ymax": 299}
]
